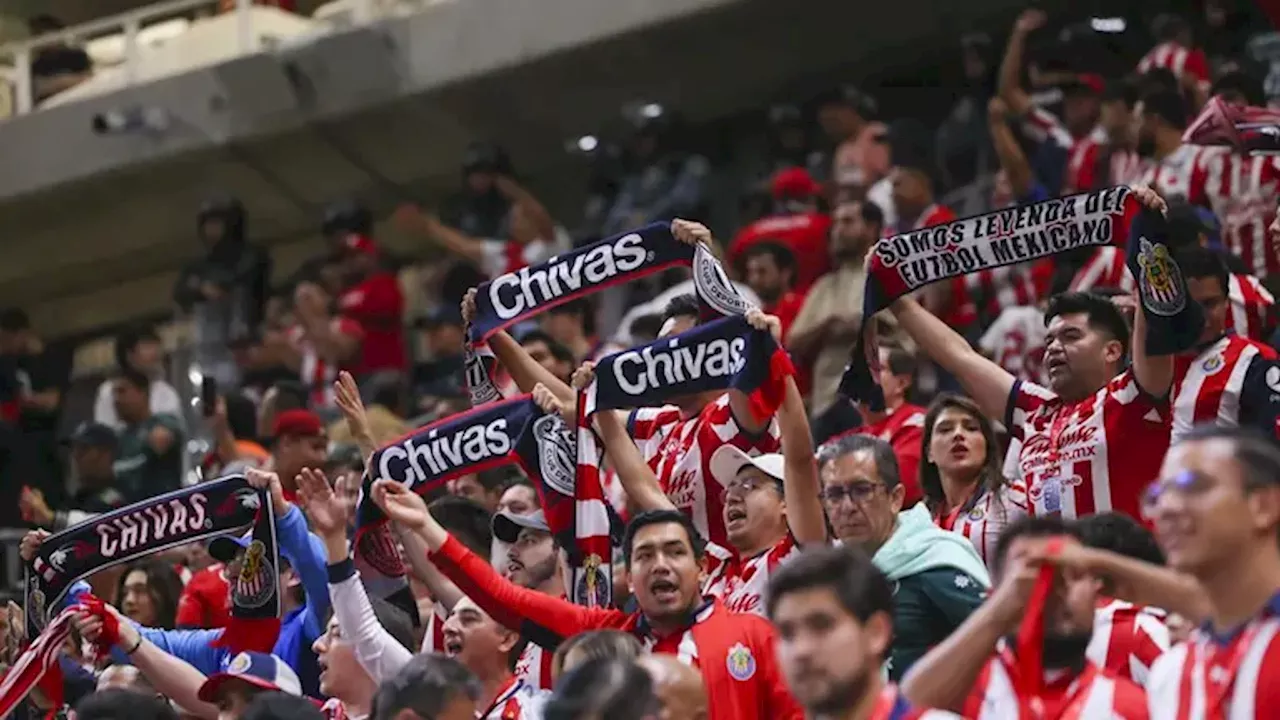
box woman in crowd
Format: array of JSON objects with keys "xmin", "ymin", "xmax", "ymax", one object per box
[
  {"xmin": 116, "ymin": 559, "xmax": 185, "ymax": 630},
  {"xmin": 919, "ymin": 393, "xmax": 1028, "ymax": 566}
]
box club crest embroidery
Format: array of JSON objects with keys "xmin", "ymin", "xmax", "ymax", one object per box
[
  {"xmin": 574, "ymin": 553, "xmax": 611, "ymax": 608},
  {"xmin": 465, "ymin": 345, "xmax": 502, "ymax": 406},
  {"xmin": 227, "ymin": 652, "xmax": 254, "ymax": 674},
  {"xmin": 1202, "ymin": 352, "xmax": 1225, "ymax": 374},
  {"xmin": 966, "ymin": 505, "xmax": 985, "ymax": 521},
  {"xmin": 726, "ymin": 642, "xmax": 756, "ymax": 681},
  {"xmin": 234, "ymin": 540, "xmax": 276, "ymax": 610},
  {"xmin": 355, "ymin": 524, "xmax": 403, "ymax": 579},
  {"xmin": 693, "ymin": 245, "xmax": 752, "ymax": 317},
  {"xmin": 1136, "ymin": 237, "xmax": 1187, "ymax": 317},
  {"xmin": 532, "ymin": 413, "xmax": 575, "ymax": 497}
]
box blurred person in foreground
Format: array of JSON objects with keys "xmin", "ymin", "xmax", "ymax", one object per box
[
  {"xmin": 73, "ymin": 688, "xmax": 177, "ymax": 720},
  {"xmin": 373, "ymin": 482, "xmax": 804, "ymax": 720},
  {"xmin": 817, "ymin": 434, "xmax": 989, "ymax": 680},
  {"xmin": 551, "ymin": 630, "xmax": 642, "ymax": 682},
  {"xmin": 901, "ymin": 516, "xmax": 1148, "ymax": 717},
  {"xmin": 371, "ymin": 654, "xmax": 481, "ymax": 720},
  {"xmin": 768, "ymin": 544, "xmax": 960, "ymax": 719},
  {"xmin": 636, "ymin": 654, "xmax": 707, "ymax": 720},
  {"xmin": 544, "ymin": 658, "xmax": 660, "ymax": 720}
]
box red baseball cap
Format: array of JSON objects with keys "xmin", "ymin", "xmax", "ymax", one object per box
[
  {"xmin": 272, "ymin": 409, "xmax": 325, "ymax": 439},
  {"xmin": 771, "ymin": 167, "xmax": 822, "ymax": 200},
  {"xmin": 343, "ymin": 233, "xmax": 379, "ymax": 257}
]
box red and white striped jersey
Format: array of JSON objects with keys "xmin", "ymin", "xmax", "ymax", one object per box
[
  {"xmin": 288, "ymin": 318, "xmax": 362, "ymax": 409},
  {"xmin": 979, "ymin": 306, "xmax": 1049, "ymax": 386},
  {"xmin": 1171, "ymin": 334, "xmax": 1275, "ymax": 444},
  {"xmin": 933, "ymin": 482, "xmax": 1031, "ymax": 568},
  {"xmin": 423, "ymin": 602, "xmax": 556, "ymax": 691},
  {"xmin": 703, "ymin": 535, "xmax": 800, "ymax": 617},
  {"xmin": 1146, "ymin": 601, "xmax": 1280, "ymax": 719},
  {"xmin": 1007, "ymin": 370, "xmax": 1171, "ymax": 520},
  {"xmin": 1140, "ymin": 145, "xmax": 1210, "ymax": 203},
  {"xmin": 1088, "ymin": 598, "xmax": 1172, "ymax": 688},
  {"xmin": 1019, "ymin": 106, "xmax": 1076, "ymax": 151},
  {"xmin": 1202, "ymin": 151, "xmax": 1280, "ymax": 279},
  {"xmin": 1065, "ymin": 136, "xmax": 1152, "ymax": 194},
  {"xmin": 629, "ymin": 395, "xmax": 781, "ymax": 549},
  {"xmin": 1226, "ymin": 273, "xmax": 1276, "ymax": 342},
  {"xmin": 1070, "ymin": 246, "xmax": 1135, "ymax": 294},
  {"xmin": 477, "ymin": 677, "xmax": 548, "ymax": 720},
  {"xmin": 1137, "ymin": 42, "xmax": 1211, "ymax": 94},
  {"xmin": 964, "ymin": 653, "xmax": 1149, "ymax": 719}
]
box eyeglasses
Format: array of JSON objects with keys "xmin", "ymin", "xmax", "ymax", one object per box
[
  {"xmin": 1140, "ymin": 470, "xmax": 1212, "ymax": 515},
  {"xmin": 820, "ymin": 482, "xmax": 884, "ymax": 506},
  {"xmin": 720, "ymin": 476, "xmax": 782, "ymax": 503}
]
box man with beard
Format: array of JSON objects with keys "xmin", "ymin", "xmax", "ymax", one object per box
[
  {"xmin": 901, "ymin": 517, "xmax": 1148, "ymax": 717},
  {"xmin": 1133, "ymin": 89, "xmax": 1207, "ymax": 199},
  {"xmin": 769, "ymin": 545, "xmax": 961, "ymax": 720},
  {"xmin": 788, "ymin": 199, "xmax": 882, "ymax": 426},
  {"xmin": 371, "ymin": 480, "xmax": 803, "ymax": 720},
  {"xmin": 464, "ymin": 219, "xmax": 779, "ymax": 551},
  {"xmin": 888, "ymin": 185, "xmax": 1175, "ymax": 520},
  {"xmin": 818, "ymin": 434, "xmax": 989, "ymax": 681}
]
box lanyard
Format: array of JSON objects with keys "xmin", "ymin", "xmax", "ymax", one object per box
[
  {"xmin": 1197, "ymin": 622, "xmax": 1261, "ymax": 719},
  {"xmin": 477, "ymin": 677, "xmax": 521, "ymax": 720}
]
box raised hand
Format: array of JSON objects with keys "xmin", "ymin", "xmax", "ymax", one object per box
[
  {"xmin": 296, "ymin": 468, "xmax": 349, "ymax": 539},
  {"xmin": 745, "ymin": 307, "xmax": 783, "ymax": 344},
  {"xmin": 1014, "ymin": 8, "xmax": 1047, "ymax": 34},
  {"xmin": 333, "ymin": 371, "xmax": 374, "ymax": 459},
  {"xmin": 245, "ymin": 467, "xmax": 289, "ymax": 517},
  {"xmin": 671, "ymin": 218, "xmax": 712, "ymax": 247},
  {"xmin": 372, "ymin": 479, "xmax": 430, "ymax": 532},
  {"xmin": 533, "ymin": 383, "xmax": 575, "ymax": 425},
  {"xmin": 461, "ymin": 288, "xmax": 478, "ymax": 325},
  {"xmin": 1129, "ymin": 184, "xmax": 1169, "ymax": 216},
  {"xmin": 571, "ymin": 361, "xmax": 597, "ymax": 391},
  {"xmin": 20, "ymin": 529, "xmax": 49, "ymax": 563}
]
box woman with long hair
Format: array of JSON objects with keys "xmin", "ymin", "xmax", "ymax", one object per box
[
  {"xmin": 115, "ymin": 559, "xmax": 184, "ymax": 629},
  {"xmin": 919, "ymin": 393, "xmax": 1028, "ymax": 566}
]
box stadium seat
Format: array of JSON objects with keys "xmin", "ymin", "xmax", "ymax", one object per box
[{"xmin": 84, "ymin": 17, "xmax": 192, "ymax": 68}]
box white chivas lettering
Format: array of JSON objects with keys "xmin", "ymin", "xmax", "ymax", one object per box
[
  {"xmin": 379, "ymin": 419, "xmax": 512, "ymax": 484},
  {"xmin": 97, "ymin": 494, "xmax": 209, "ymax": 559},
  {"xmin": 489, "ymin": 233, "xmax": 648, "ymax": 319},
  {"xmin": 613, "ymin": 337, "xmax": 746, "ymax": 395}
]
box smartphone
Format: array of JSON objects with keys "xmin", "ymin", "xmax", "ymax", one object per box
[{"xmin": 201, "ymin": 377, "xmax": 218, "ymax": 417}]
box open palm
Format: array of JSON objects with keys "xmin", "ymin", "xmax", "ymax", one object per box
[
  {"xmin": 296, "ymin": 468, "xmax": 348, "ymax": 537},
  {"xmin": 372, "ymin": 479, "xmax": 429, "ymax": 530}
]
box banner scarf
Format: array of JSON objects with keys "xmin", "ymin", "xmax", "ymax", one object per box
[
  {"xmin": 1012, "ymin": 538, "xmax": 1064, "ymax": 719},
  {"xmin": 463, "ymin": 222, "xmax": 751, "ymax": 405},
  {"xmin": 1184, "ymin": 95, "xmax": 1280, "ymax": 155},
  {"xmin": 574, "ymin": 315, "xmax": 795, "ymax": 603},
  {"xmin": 352, "ymin": 396, "xmax": 614, "ymax": 605},
  {"xmin": 24, "ymin": 474, "xmax": 280, "ymax": 653},
  {"xmin": 840, "ymin": 186, "xmax": 1200, "ymax": 409}
]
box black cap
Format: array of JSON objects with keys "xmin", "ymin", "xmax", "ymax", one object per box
[
  {"xmin": 492, "ymin": 510, "xmax": 550, "ymax": 544},
  {"xmin": 68, "ymin": 422, "xmax": 118, "ymax": 452}
]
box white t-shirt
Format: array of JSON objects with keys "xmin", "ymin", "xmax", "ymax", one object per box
[{"xmin": 93, "ymin": 378, "xmax": 184, "ymax": 430}]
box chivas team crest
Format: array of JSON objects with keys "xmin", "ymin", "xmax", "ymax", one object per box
[
  {"xmin": 574, "ymin": 553, "xmax": 611, "ymax": 608},
  {"xmin": 1136, "ymin": 237, "xmax": 1187, "ymax": 317},
  {"xmin": 234, "ymin": 540, "xmax": 276, "ymax": 610}
]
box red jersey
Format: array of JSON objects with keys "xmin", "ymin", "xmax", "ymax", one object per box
[
  {"xmin": 175, "ymin": 564, "xmax": 230, "ymax": 629},
  {"xmin": 1147, "ymin": 593, "xmax": 1280, "ymax": 719},
  {"xmin": 338, "ymin": 271, "xmax": 406, "ymax": 375},
  {"xmin": 1226, "ymin": 273, "xmax": 1276, "ymax": 342},
  {"xmin": 933, "ymin": 482, "xmax": 1030, "ymax": 568},
  {"xmin": 430, "ymin": 536, "xmax": 804, "ymax": 720},
  {"xmin": 766, "ymin": 291, "xmax": 806, "ymax": 343},
  {"xmin": 703, "ymin": 535, "xmax": 800, "ymax": 617},
  {"xmin": 965, "ymin": 651, "xmax": 1148, "ymax": 719},
  {"xmin": 843, "ymin": 403, "xmax": 926, "ymax": 506},
  {"xmin": 288, "ymin": 318, "xmax": 363, "ymax": 408},
  {"xmin": 866, "ymin": 685, "xmax": 963, "ymax": 719},
  {"xmin": 1070, "ymin": 246, "xmax": 1135, "ymax": 294},
  {"xmin": 1202, "ymin": 152, "xmax": 1280, "ymax": 279},
  {"xmin": 728, "ymin": 212, "xmax": 832, "ymax": 293},
  {"xmin": 1066, "ymin": 137, "xmax": 1151, "ymax": 194},
  {"xmin": 1007, "ymin": 370, "xmax": 1171, "ymax": 520},
  {"xmin": 1171, "ymin": 334, "xmax": 1275, "ymax": 445},
  {"xmin": 1087, "ymin": 598, "xmax": 1171, "ymax": 688},
  {"xmin": 478, "ymin": 676, "xmax": 546, "ymax": 720},
  {"xmin": 1137, "ymin": 42, "xmax": 1211, "ymax": 94},
  {"xmin": 629, "ymin": 395, "xmax": 781, "ymax": 548}
]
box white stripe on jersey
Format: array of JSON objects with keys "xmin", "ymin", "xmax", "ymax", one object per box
[
  {"xmin": 1147, "ymin": 616, "xmax": 1280, "ymax": 719},
  {"xmin": 1171, "ymin": 336, "xmax": 1262, "ymax": 444}
]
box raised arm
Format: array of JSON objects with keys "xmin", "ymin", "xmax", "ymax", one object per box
[
  {"xmin": 989, "ymin": 98, "xmax": 1036, "ymax": 200},
  {"xmin": 462, "ymin": 289, "xmax": 576, "ymax": 403},
  {"xmin": 394, "ymin": 205, "xmax": 488, "ymax": 266},
  {"xmin": 889, "ymin": 296, "xmax": 1017, "ymax": 423},
  {"xmin": 775, "ymin": 374, "xmax": 826, "ymax": 545},
  {"xmin": 1127, "ymin": 186, "xmax": 1175, "ymax": 398},
  {"xmin": 997, "ymin": 9, "xmax": 1045, "ymax": 117}
]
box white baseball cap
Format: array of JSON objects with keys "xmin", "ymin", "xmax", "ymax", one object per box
[
  {"xmin": 197, "ymin": 651, "xmax": 302, "ymax": 702},
  {"xmin": 709, "ymin": 445, "xmax": 785, "ymax": 489}
]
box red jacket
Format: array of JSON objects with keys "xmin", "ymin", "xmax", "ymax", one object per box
[
  {"xmin": 729, "ymin": 212, "xmax": 832, "ymax": 293},
  {"xmin": 431, "ymin": 536, "xmax": 803, "ymax": 720}
]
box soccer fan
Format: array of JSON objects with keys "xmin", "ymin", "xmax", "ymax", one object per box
[
  {"xmin": 1137, "ymin": 14, "xmax": 1212, "ymax": 103},
  {"xmin": 1134, "ymin": 89, "xmax": 1207, "ymax": 199},
  {"xmin": 840, "ymin": 345, "xmax": 927, "ymax": 507},
  {"xmin": 887, "ymin": 188, "xmax": 1174, "ymax": 520},
  {"xmin": 373, "ymin": 480, "xmax": 803, "ymax": 720},
  {"xmin": 547, "ymin": 309, "xmax": 825, "ymax": 617},
  {"xmin": 727, "ymin": 167, "xmax": 832, "ymax": 293},
  {"xmin": 335, "ymin": 232, "xmax": 407, "ymax": 383},
  {"xmin": 74, "ymin": 689, "xmax": 178, "ymax": 720},
  {"xmin": 1076, "ymin": 512, "xmax": 1172, "ymax": 687},
  {"xmin": 1142, "ymin": 426, "xmax": 1280, "ymax": 716},
  {"xmin": 767, "ymin": 544, "xmax": 961, "ymax": 719},
  {"xmin": 817, "ymin": 433, "xmax": 988, "ymax": 680},
  {"xmin": 550, "ymin": 630, "xmax": 643, "ymax": 681},
  {"xmin": 266, "ymin": 408, "xmax": 330, "ymax": 500},
  {"xmin": 544, "ymin": 658, "xmax": 660, "ymax": 720},
  {"xmin": 282, "ymin": 280, "xmax": 363, "ymax": 410},
  {"xmin": 370, "ymin": 654, "xmax": 481, "ymax": 720},
  {"xmin": 919, "ymin": 394, "xmax": 1029, "ymax": 567},
  {"xmin": 442, "ymin": 595, "xmax": 548, "ymax": 719},
  {"xmin": 467, "ymin": 219, "xmax": 780, "ymax": 550},
  {"xmin": 539, "ymin": 298, "xmax": 621, "ymax": 364},
  {"xmin": 901, "ymin": 516, "xmax": 1148, "ymax": 718},
  {"xmin": 636, "ymin": 654, "xmax": 709, "ymax": 720},
  {"xmin": 1169, "ymin": 246, "xmax": 1276, "ymax": 444},
  {"xmin": 739, "ymin": 242, "xmax": 806, "ymax": 339}
]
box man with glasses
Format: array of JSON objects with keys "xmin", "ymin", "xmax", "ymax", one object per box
[{"xmin": 818, "ymin": 433, "xmax": 989, "ymax": 680}]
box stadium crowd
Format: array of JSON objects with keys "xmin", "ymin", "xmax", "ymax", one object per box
[{"xmin": 7, "ymin": 2, "xmax": 1280, "ymax": 719}]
